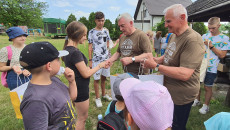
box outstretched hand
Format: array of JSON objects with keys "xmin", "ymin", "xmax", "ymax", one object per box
[{"xmin": 105, "ymin": 59, "xmax": 113, "ymax": 68}]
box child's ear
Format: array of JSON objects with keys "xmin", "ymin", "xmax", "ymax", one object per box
[
  {"xmin": 127, "ymin": 112, "xmax": 134, "ymax": 126},
  {"xmin": 46, "ymin": 62, "xmax": 52, "ymax": 71}
]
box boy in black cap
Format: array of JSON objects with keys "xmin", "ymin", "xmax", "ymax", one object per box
[{"xmin": 19, "ymin": 42, "xmax": 77, "ymax": 129}]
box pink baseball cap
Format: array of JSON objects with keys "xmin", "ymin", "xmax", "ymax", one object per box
[{"xmin": 120, "ymin": 78, "xmax": 174, "ymax": 130}]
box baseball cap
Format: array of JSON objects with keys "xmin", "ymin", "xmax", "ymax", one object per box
[
  {"xmin": 20, "ymin": 42, "xmax": 69, "ymax": 69},
  {"xmin": 204, "ymin": 112, "xmax": 230, "ymax": 130},
  {"xmin": 120, "ymin": 78, "xmax": 174, "ymax": 130},
  {"xmin": 6, "ymin": 27, "xmax": 28, "ymax": 41},
  {"xmin": 113, "ymin": 72, "xmax": 139, "ymax": 97}
]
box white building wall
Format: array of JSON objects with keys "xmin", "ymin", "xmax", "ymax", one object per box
[{"xmin": 134, "ymin": 1, "xmax": 163, "ymax": 32}]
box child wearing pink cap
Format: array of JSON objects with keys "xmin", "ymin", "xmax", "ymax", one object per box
[{"xmin": 120, "ymin": 78, "xmax": 174, "ymax": 130}]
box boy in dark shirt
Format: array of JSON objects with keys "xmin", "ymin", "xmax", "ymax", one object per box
[{"xmin": 19, "ymin": 42, "xmax": 77, "ymax": 129}]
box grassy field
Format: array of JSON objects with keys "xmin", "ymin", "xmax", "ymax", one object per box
[{"xmin": 0, "ymin": 35, "xmax": 230, "ymax": 130}]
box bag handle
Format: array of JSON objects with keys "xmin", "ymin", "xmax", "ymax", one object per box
[
  {"xmin": 6, "ymin": 46, "xmax": 12, "ymax": 66},
  {"xmin": 17, "ymin": 74, "xmax": 30, "ymax": 88}
]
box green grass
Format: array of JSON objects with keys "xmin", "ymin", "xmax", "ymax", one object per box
[{"xmin": 0, "ymin": 35, "xmax": 230, "ymax": 130}]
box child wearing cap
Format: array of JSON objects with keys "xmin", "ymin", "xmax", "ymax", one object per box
[
  {"xmin": 0, "ymin": 27, "xmax": 31, "ymax": 90},
  {"xmin": 104, "ymin": 73, "xmax": 139, "ymax": 130},
  {"xmin": 120, "ymin": 78, "xmax": 174, "ymax": 130},
  {"xmin": 105, "ymin": 73, "xmax": 139, "ymax": 116},
  {"xmin": 62, "ymin": 21, "xmax": 108, "ymax": 130},
  {"xmin": 19, "ymin": 42, "xmax": 77, "ymax": 129}
]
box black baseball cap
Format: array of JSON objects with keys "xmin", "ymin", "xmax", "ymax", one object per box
[{"xmin": 20, "ymin": 41, "xmax": 69, "ymax": 69}]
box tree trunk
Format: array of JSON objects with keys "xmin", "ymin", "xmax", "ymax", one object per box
[{"xmin": 225, "ymin": 87, "xmax": 230, "ymax": 107}]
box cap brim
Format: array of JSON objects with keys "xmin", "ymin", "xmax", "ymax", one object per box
[{"xmin": 58, "ymin": 50, "xmax": 69, "ymax": 57}]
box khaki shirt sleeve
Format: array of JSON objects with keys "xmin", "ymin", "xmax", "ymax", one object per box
[
  {"xmin": 139, "ymin": 32, "xmax": 152, "ymax": 53},
  {"xmin": 180, "ymin": 36, "xmax": 205, "ymax": 69}
]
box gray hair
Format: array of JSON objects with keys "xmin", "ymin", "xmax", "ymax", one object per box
[
  {"xmin": 117, "ymin": 13, "xmax": 133, "ymax": 22},
  {"xmin": 163, "ymin": 4, "xmax": 188, "ymax": 20}
]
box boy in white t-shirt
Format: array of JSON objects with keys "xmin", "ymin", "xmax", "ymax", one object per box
[{"xmin": 192, "ymin": 17, "xmax": 230, "ymax": 114}]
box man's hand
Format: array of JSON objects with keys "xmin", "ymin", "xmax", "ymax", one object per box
[
  {"xmin": 12, "ymin": 65, "xmax": 22, "ymax": 75},
  {"xmin": 98, "ymin": 61, "xmax": 106, "ymax": 68},
  {"xmin": 153, "ymin": 56, "xmax": 164, "ymax": 64},
  {"xmin": 64, "ymin": 67, "xmax": 75, "ymax": 83},
  {"xmin": 204, "ymin": 39, "xmax": 213, "ymax": 47},
  {"xmin": 142, "ymin": 53, "xmax": 157, "ymax": 69},
  {"xmin": 120, "ymin": 57, "xmax": 133, "ymax": 66},
  {"xmin": 105, "ymin": 59, "xmax": 113, "ymax": 68},
  {"xmin": 22, "ymin": 69, "xmax": 31, "ymax": 77}
]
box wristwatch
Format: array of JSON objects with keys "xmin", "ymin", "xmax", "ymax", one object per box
[
  {"xmin": 155, "ymin": 64, "xmax": 160, "ymax": 71},
  {"xmin": 210, "ymin": 46, "xmax": 214, "ymax": 50},
  {"xmin": 132, "ymin": 56, "xmax": 135, "ymax": 62}
]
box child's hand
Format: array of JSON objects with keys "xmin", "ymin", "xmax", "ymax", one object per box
[
  {"xmin": 64, "ymin": 67, "xmax": 75, "ymax": 83},
  {"xmin": 22, "ymin": 69, "xmax": 31, "ymax": 77},
  {"xmin": 99, "ymin": 61, "xmax": 106, "ymax": 68},
  {"xmin": 12, "ymin": 65, "xmax": 22, "ymax": 75}
]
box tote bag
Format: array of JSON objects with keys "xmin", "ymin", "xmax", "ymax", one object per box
[
  {"xmin": 9, "ymin": 76, "xmax": 29, "ymax": 119},
  {"xmin": 110, "ymin": 62, "xmax": 163, "ymax": 100},
  {"xmin": 200, "ymin": 40, "xmax": 210, "ymax": 82}
]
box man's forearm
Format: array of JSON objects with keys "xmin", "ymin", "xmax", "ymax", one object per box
[
  {"xmin": 158, "ymin": 65, "xmax": 194, "ymax": 81},
  {"xmin": 211, "ymin": 47, "xmax": 227, "ymax": 59},
  {"xmin": 109, "ymin": 52, "xmax": 120, "ymax": 62}
]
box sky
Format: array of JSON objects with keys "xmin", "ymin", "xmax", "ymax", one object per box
[
  {"xmin": 38, "ymin": 0, "xmax": 139, "ymax": 24},
  {"xmin": 38, "ymin": 0, "xmax": 198, "ymax": 24}
]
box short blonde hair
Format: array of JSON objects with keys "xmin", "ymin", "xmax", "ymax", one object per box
[{"xmin": 208, "ymin": 17, "xmax": 220, "ymax": 25}]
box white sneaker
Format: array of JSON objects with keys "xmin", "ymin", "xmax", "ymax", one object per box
[
  {"xmin": 192, "ymin": 99, "xmax": 201, "ymax": 106},
  {"xmin": 199, "ymin": 104, "xmax": 209, "ymax": 114},
  {"xmin": 102, "ymin": 94, "xmax": 112, "ymax": 101},
  {"xmin": 95, "ymin": 98, "xmax": 102, "ymax": 108}
]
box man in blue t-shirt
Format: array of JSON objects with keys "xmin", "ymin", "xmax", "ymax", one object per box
[{"xmin": 88, "ymin": 12, "xmax": 112, "ymax": 108}]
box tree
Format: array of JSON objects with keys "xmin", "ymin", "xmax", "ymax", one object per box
[
  {"xmin": 88, "ymin": 12, "xmax": 96, "ymax": 31},
  {"xmin": 155, "ymin": 17, "xmax": 168, "ymax": 37},
  {"xmin": 66, "ymin": 13, "xmax": 77, "ymax": 26},
  {"xmin": 112, "ymin": 18, "xmax": 122, "ymax": 40},
  {"xmin": 220, "ymin": 23, "xmax": 230, "ymax": 37},
  {"xmin": 104, "ymin": 19, "xmax": 113, "ymax": 33},
  {"xmin": 78, "ymin": 16, "xmax": 89, "ymax": 29},
  {"xmin": 192, "ymin": 22, "xmax": 207, "ymax": 35},
  {"xmin": 0, "ymin": 0, "xmax": 48, "ymax": 28}
]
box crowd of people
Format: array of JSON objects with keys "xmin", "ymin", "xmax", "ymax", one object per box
[{"xmin": 0, "ymin": 3, "xmax": 230, "ymax": 130}]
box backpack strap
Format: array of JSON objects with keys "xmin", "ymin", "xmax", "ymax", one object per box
[
  {"xmin": 109, "ymin": 100, "xmax": 117, "ymax": 113},
  {"xmin": 5, "ymin": 46, "xmax": 12, "ymax": 66},
  {"xmin": 109, "ymin": 100, "xmax": 124, "ymax": 119},
  {"xmin": 166, "ymin": 33, "xmax": 172, "ymax": 43}
]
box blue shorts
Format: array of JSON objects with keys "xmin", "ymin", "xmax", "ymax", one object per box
[{"xmin": 204, "ymin": 72, "xmax": 217, "ymax": 87}]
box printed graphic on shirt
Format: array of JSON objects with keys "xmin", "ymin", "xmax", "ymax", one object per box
[
  {"xmin": 202, "ymin": 33, "xmax": 230, "ymax": 73},
  {"xmin": 164, "ymin": 42, "xmax": 176, "ymax": 64},
  {"xmin": 120, "ymin": 39, "xmax": 133, "ymax": 56},
  {"xmin": 88, "ymin": 28, "xmax": 110, "ymax": 62},
  {"xmin": 57, "ymin": 101, "xmax": 76, "ymax": 129}
]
